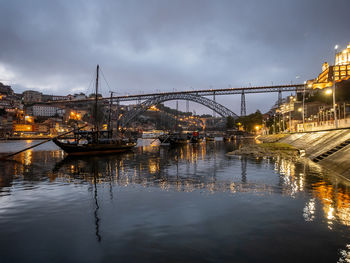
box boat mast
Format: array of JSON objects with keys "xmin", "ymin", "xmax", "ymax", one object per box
[
  {"xmin": 94, "ymin": 64, "xmax": 99, "ymax": 133},
  {"xmin": 108, "ymin": 91, "xmax": 114, "ymax": 138}
]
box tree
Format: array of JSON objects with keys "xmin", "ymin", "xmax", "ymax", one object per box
[
  {"xmin": 0, "ymin": 108, "xmax": 6, "ymax": 117},
  {"xmin": 226, "ymin": 116, "xmax": 235, "ymax": 129},
  {"xmin": 236, "ymin": 110, "xmax": 262, "ymax": 132}
]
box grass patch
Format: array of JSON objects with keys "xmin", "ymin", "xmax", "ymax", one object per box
[
  {"xmin": 259, "ymin": 142, "xmax": 297, "ymax": 151},
  {"xmin": 257, "ymin": 134, "xmax": 289, "ymax": 143}
]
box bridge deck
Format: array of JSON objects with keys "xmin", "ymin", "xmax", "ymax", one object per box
[{"xmin": 38, "ymin": 84, "xmax": 308, "ymax": 104}]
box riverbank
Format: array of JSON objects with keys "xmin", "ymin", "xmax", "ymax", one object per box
[
  {"xmin": 259, "ymin": 130, "xmax": 350, "ymax": 181},
  {"xmin": 227, "ymin": 140, "xmax": 299, "ymax": 158}
]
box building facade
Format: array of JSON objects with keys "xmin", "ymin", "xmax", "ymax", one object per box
[
  {"xmin": 23, "ymin": 90, "xmax": 42, "ymax": 103},
  {"xmin": 312, "ymin": 43, "xmax": 350, "ymax": 89},
  {"xmin": 28, "ymin": 105, "xmax": 64, "ymax": 117}
]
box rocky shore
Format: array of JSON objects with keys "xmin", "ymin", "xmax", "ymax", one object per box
[{"xmin": 227, "ymin": 141, "xmax": 300, "ymax": 159}]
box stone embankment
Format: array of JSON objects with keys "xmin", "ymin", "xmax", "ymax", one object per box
[{"xmin": 231, "ymin": 129, "xmax": 350, "ymax": 181}]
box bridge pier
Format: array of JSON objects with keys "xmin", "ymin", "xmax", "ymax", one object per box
[
  {"xmin": 240, "ymin": 90, "xmax": 246, "ymax": 117},
  {"xmin": 278, "ymin": 89, "xmax": 282, "ymax": 106},
  {"xmin": 213, "ymin": 91, "xmax": 216, "ymax": 118}
]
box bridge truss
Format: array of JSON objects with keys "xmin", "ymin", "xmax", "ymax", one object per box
[
  {"xmin": 36, "ymin": 83, "xmax": 308, "ymax": 126},
  {"xmin": 119, "ymin": 93, "xmax": 238, "ymax": 127}
]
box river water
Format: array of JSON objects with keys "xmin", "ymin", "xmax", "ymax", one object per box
[{"xmin": 0, "ymin": 139, "xmax": 350, "ymax": 262}]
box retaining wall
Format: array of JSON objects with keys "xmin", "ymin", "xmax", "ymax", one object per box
[{"xmin": 276, "ymin": 129, "xmax": 350, "ymax": 180}]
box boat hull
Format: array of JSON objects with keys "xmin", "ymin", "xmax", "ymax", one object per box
[{"xmin": 53, "ymin": 139, "xmax": 136, "ymax": 155}]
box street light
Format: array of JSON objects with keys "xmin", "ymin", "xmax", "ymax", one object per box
[
  {"xmin": 325, "ymin": 89, "xmax": 332, "ymax": 95},
  {"xmin": 301, "ymin": 81, "xmax": 306, "ymax": 131},
  {"xmin": 333, "ymin": 44, "xmax": 339, "ymax": 128}
]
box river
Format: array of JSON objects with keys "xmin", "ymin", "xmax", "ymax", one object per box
[{"xmin": 0, "ymin": 139, "xmax": 350, "ymax": 262}]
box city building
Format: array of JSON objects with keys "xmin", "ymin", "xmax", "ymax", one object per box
[
  {"xmin": 23, "ymin": 90, "xmax": 42, "ymax": 103},
  {"xmin": 312, "ymin": 43, "xmax": 350, "ymax": 89},
  {"xmin": 42, "ymin": 94, "xmax": 69, "ymax": 102},
  {"xmin": 27, "ymin": 105, "xmax": 65, "ymax": 117},
  {"xmin": 0, "ymin": 82, "xmax": 14, "ymax": 97}
]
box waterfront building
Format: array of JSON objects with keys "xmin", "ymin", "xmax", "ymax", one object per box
[{"xmin": 312, "ymin": 43, "xmax": 350, "ymax": 89}]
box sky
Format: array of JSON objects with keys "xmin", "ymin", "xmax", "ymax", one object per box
[{"xmin": 0, "ymin": 0, "xmax": 349, "ymax": 115}]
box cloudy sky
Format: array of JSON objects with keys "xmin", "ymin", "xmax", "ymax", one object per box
[{"xmin": 0, "ymin": 0, "xmax": 349, "ymax": 115}]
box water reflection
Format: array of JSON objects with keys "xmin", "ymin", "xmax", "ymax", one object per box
[
  {"xmin": 92, "ymin": 162, "xmax": 101, "ymax": 242},
  {"xmin": 338, "ymin": 244, "xmax": 350, "ymax": 263},
  {"xmin": 1, "ymin": 140, "xmax": 350, "ymax": 238}
]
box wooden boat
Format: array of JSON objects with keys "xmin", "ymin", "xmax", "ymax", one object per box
[
  {"xmin": 189, "ymin": 131, "xmax": 203, "ymax": 143},
  {"xmin": 205, "ymin": 135, "xmax": 215, "ymax": 142},
  {"xmin": 53, "ymin": 131, "xmax": 136, "ymax": 155},
  {"xmin": 53, "ymin": 65, "xmax": 136, "ymax": 155}
]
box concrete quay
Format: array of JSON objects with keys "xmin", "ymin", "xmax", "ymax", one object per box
[{"xmin": 260, "ymin": 129, "xmax": 350, "ymax": 181}]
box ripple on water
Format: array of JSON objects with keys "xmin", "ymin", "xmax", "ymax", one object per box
[{"xmin": 0, "ymin": 140, "xmax": 350, "ymax": 262}]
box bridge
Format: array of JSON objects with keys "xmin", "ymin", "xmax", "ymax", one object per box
[
  {"xmin": 40, "ymin": 84, "xmax": 309, "ymax": 127},
  {"xmin": 119, "ymin": 93, "xmax": 238, "ymax": 127}
]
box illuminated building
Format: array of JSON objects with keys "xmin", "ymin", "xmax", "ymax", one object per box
[
  {"xmin": 13, "ymin": 124, "xmax": 34, "ymax": 132},
  {"xmin": 312, "ymin": 43, "xmax": 350, "ymax": 89}
]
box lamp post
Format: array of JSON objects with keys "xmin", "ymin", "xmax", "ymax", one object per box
[
  {"xmin": 302, "ymin": 81, "xmax": 306, "ymax": 131},
  {"xmin": 333, "ymin": 45, "xmax": 339, "ymax": 128}
]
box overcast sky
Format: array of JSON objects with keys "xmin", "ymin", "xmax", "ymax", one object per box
[{"xmin": 0, "ymin": 0, "xmax": 349, "ymax": 115}]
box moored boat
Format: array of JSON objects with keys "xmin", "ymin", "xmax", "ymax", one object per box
[
  {"xmin": 205, "ymin": 134, "xmax": 215, "ymax": 142},
  {"xmin": 53, "ymin": 65, "xmax": 136, "ymax": 155}
]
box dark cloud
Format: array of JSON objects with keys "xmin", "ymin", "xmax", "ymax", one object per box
[{"xmin": 0, "ymin": 0, "xmax": 349, "ymax": 114}]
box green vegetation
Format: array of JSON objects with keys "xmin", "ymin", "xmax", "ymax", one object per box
[
  {"xmin": 0, "ymin": 108, "xmax": 6, "ymax": 116},
  {"xmin": 226, "ymin": 116, "xmax": 235, "ymax": 129},
  {"xmin": 157, "ymin": 104, "xmax": 192, "ymax": 116},
  {"xmin": 258, "ymin": 142, "xmax": 297, "ymax": 151},
  {"xmin": 236, "ymin": 110, "xmax": 262, "ymax": 132}
]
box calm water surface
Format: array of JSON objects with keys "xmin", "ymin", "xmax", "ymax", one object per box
[{"xmin": 0, "ymin": 139, "xmax": 350, "ymax": 262}]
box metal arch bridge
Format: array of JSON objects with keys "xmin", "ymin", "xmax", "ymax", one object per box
[
  {"xmin": 37, "ymin": 83, "xmax": 309, "ymax": 125},
  {"xmin": 119, "ymin": 93, "xmax": 238, "ymax": 127}
]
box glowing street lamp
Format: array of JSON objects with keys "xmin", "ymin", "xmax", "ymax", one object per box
[
  {"xmin": 333, "ymin": 45, "xmax": 339, "ymax": 128},
  {"xmin": 325, "ymin": 89, "xmax": 332, "ymax": 95}
]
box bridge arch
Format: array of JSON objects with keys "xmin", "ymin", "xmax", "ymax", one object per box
[{"xmin": 120, "ymin": 93, "xmax": 238, "ymax": 127}]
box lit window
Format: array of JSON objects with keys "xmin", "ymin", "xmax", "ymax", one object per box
[
  {"xmin": 341, "ymin": 66, "xmax": 346, "ymax": 71},
  {"xmin": 335, "ymin": 71, "xmax": 339, "ymax": 76},
  {"xmin": 341, "ymin": 71, "xmax": 346, "ymax": 76},
  {"xmin": 335, "ymin": 66, "xmax": 339, "ymax": 71},
  {"xmin": 335, "ymin": 77, "xmax": 340, "ymax": 81}
]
